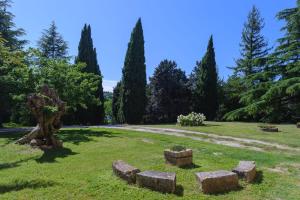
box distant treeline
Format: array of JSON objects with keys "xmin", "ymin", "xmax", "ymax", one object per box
[{"xmin": 0, "ymin": 1, "xmax": 299, "ymax": 127}]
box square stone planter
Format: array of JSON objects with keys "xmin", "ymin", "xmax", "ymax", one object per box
[{"xmin": 164, "ymin": 149, "xmax": 193, "ymax": 167}]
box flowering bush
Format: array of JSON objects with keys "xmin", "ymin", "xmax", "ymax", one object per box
[{"xmin": 177, "ymin": 112, "xmax": 206, "ymax": 126}]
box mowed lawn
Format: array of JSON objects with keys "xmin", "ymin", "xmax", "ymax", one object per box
[
  {"xmin": 0, "ymin": 128, "xmax": 300, "ymax": 200},
  {"xmin": 146, "ymin": 122, "xmax": 300, "ymax": 148}
]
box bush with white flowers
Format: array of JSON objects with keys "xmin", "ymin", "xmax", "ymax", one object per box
[{"xmin": 177, "ymin": 112, "xmax": 206, "ymax": 126}]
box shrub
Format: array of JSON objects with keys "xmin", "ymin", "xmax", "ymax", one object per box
[
  {"xmin": 170, "ymin": 145, "xmax": 186, "ymax": 152},
  {"xmin": 177, "ymin": 112, "xmax": 206, "ymax": 126}
]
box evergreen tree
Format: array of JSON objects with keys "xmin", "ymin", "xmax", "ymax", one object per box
[
  {"xmin": 112, "ymin": 81, "xmax": 123, "ymax": 123},
  {"xmin": 224, "ymin": 6, "xmax": 271, "ymax": 121},
  {"xmin": 0, "ymin": 0, "xmax": 26, "ymax": 50},
  {"xmin": 120, "ymin": 18, "xmax": 146, "ymax": 124},
  {"xmin": 233, "ymin": 6, "xmax": 270, "ymax": 76},
  {"xmin": 38, "ymin": 21, "xmax": 68, "ymax": 59},
  {"xmin": 225, "ymin": 2, "xmax": 299, "ymax": 122},
  {"xmin": 75, "ymin": 24, "xmax": 105, "ymax": 124},
  {"xmin": 192, "ymin": 36, "xmax": 218, "ymax": 120},
  {"xmin": 146, "ymin": 60, "xmax": 190, "ymax": 123}
]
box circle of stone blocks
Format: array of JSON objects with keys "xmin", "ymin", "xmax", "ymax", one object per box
[
  {"xmin": 164, "ymin": 149, "xmax": 193, "ymax": 167},
  {"xmin": 112, "ymin": 160, "xmax": 140, "ymax": 184},
  {"xmin": 195, "ymin": 170, "xmax": 239, "ymax": 194},
  {"xmin": 136, "ymin": 171, "xmax": 176, "ymax": 193},
  {"xmin": 232, "ymin": 161, "xmax": 256, "ymax": 182}
]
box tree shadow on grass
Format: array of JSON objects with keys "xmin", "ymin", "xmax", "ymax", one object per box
[
  {"xmin": 179, "ymin": 163, "xmax": 201, "ymax": 170},
  {"xmin": 0, "ymin": 179, "xmax": 56, "ymax": 194},
  {"xmin": 174, "ymin": 185, "xmax": 184, "ymax": 196},
  {"xmin": 0, "ymin": 132, "xmax": 24, "ymax": 146},
  {"xmin": 0, "ymin": 157, "xmax": 38, "ymax": 170},
  {"xmin": 35, "ymin": 147, "xmax": 77, "ymax": 163},
  {"xmin": 253, "ymin": 170, "xmax": 263, "ymax": 184},
  {"xmin": 59, "ymin": 129, "xmax": 119, "ymax": 145}
]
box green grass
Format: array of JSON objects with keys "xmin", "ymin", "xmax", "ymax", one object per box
[
  {"xmin": 146, "ymin": 121, "xmax": 300, "ymax": 147},
  {"xmin": 0, "ymin": 128, "xmax": 300, "ymax": 199}
]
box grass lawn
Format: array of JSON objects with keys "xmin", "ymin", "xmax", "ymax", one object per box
[
  {"xmin": 0, "ymin": 128, "xmax": 300, "ymax": 199},
  {"xmin": 146, "ymin": 121, "xmax": 300, "ymax": 148}
]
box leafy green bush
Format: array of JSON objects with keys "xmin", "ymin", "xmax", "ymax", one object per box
[
  {"xmin": 177, "ymin": 112, "xmax": 206, "ymax": 126},
  {"xmin": 170, "ymin": 145, "xmax": 186, "ymax": 152}
]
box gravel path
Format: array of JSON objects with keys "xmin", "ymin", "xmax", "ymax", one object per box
[
  {"xmin": 104, "ymin": 125, "xmax": 300, "ymax": 152},
  {"xmin": 1, "ymin": 125, "xmax": 299, "ymax": 152}
]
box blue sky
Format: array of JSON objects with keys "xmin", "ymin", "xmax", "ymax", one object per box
[{"xmin": 11, "ymin": 0, "xmax": 296, "ymax": 91}]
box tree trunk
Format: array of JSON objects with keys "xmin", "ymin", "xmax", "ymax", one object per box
[{"xmin": 16, "ymin": 85, "xmax": 65, "ymax": 149}]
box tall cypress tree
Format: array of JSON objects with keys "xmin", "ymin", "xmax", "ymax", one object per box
[
  {"xmin": 0, "ymin": 0, "xmax": 26, "ymax": 50},
  {"xmin": 192, "ymin": 36, "xmax": 218, "ymax": 120},
  {"xmin": 75, "ymin": 24, "xmax": 105, "ymax": 124},
  {"xmin": 38, "ymin": 21, "xmax": 68, "ymax": 59},
  {"xmin": 120, "ymin": 18, "xmax": 146, "ymax": 124}
]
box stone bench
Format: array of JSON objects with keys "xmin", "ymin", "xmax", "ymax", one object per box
[
  {"xmin": 112, "ymin": 160, "xmax": 140, "ymax": 184},
  {"xmin": 164, "ymin": 149, "xmax": 193, "ymax": 167},
  {"xmin": 195, "ymin": 170, "xmax": 238, "ymax": 194},
  {"xmin": 232, "ymin": 161, "xmax": 256, "ymax": 182},
  {"xmin": 136, "ymin": 171, "xmax": 176, "ymax": 193}
]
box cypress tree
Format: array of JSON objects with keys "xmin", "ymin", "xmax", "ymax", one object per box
[
  {"xmin": 192, "ymin": 36, "xmax": 218, "ymax": 120},
  {"xmin": 112, "ymin": 81, "xmax": 122, "ymax": 123},
  {"xmin": 75, "ymin": 24, "xmax": 105, "ymax": 124},
  {"xmin": 38, "ymin": 21, "xmax": 68, "ymax": 59},
  {"xmin": 0, "ymin": 0, "xmax": 26, "ymax": 50},
  {"xmin": 120, "ymin": 18, "xmax": 146, "ymax": 124}
]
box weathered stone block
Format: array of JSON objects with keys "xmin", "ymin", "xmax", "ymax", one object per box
[
  {"xmin": 232, "ymin": 161, "xmax": 256, "ymax": 182},
  {"xmin": 164, "ymin": 149, "xmax": 193, "ymax": 167},
  {"xmin": 195, "ymin": 170, "xmax": 238, "ymax": 194},
  {"xmin": 136, "ymin": 171, "xmax": 176, "ymax": 193},
  {"xmin": 112, "ymin": 160, "xmax": 140, "ymax": 184}
]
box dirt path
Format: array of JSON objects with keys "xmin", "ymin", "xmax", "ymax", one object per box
[{"xmin": 106, "ymin": 125, "xmax": 300, "ymax": 152}]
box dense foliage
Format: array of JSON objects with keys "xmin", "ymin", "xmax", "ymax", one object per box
[{"xmin": 145, "ymin": 60, "xmax": 190, "ymax": 123}]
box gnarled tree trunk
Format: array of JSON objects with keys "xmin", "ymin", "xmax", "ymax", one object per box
[{"xmin": 16, "ymin": 85, "xmax": 65, "ymax": 149}]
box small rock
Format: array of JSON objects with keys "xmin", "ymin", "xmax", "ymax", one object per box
[{"xmin": 232, "ymin": 161, "xmax": 256, "ymax": 182}]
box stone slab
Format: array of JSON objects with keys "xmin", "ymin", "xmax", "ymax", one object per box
[
  {"xmin": 164, "ymin": 149, "xmax": 193, "ymax": 167},
  {"xmin": 232, "ymin": 161, "xmax": 256, "ymax": 182},
  {"xmin": 195, "ymin": 170, "xmax": 238, "ymax": 194},
  {"xmin": 136, "ymin": 171, "xmax": 176, "ymax": 193},
  {"xmin": 112, "ymin": 160, "xmax": 140, "ymax": 184}
]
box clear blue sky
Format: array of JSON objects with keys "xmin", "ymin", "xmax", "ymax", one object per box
[{"xmin": 11, "ymin": 0, "xmax": 296, "ymax": 91}]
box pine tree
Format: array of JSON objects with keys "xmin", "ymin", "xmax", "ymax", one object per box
[
  {"xmin": 75, "ymin": 24, "xmax": 105, "ymax": 124},
  {"xmin": 224, "ymin": 6, "xmax": 271, "ymax": 121},
  {"xmin": 38, "ymin": 21, "xmax": 68, "ymax": 59},
  {"xmin": 120, "ymin": 18, "xmax": 146, "ymax": 124},
  {"xmin": 0, "ymin": 0, "xmax": 26, "ymax": 50},
  {"xmin": 192, "ymin": 36, "xmax": 218, "ymax": 120},
  {"xmin": 225, "ymin": 2, "xmax": 299, "ymax": 122},
  {"xmin": 146, "ymin": 60, "xmax": 190, "ymax": 123},
  {"xmin": 234, "ymin": 6, "xmax": 270, "ymax": 76}
]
